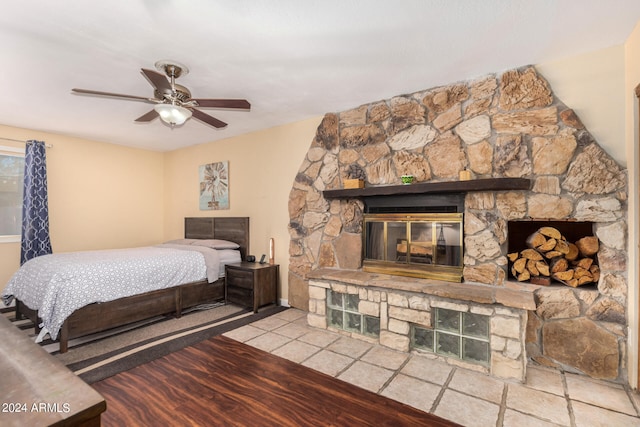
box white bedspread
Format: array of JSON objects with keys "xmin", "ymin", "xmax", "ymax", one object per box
[{"xmin": 1, "ymin": 244, "xmax": 227, "ymax": 340}]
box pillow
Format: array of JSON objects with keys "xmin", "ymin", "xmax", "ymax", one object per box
[
  {"xmin": 190, "ymin": 239, "xmax": 240, "ymax": 250},
  {"xmin": 164, "ymin": 238, "xmax": 198, "ymax": 245}
]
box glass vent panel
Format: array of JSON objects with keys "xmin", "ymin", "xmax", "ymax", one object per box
[
  {"xmin": 412, "ymin": 308, "xmax": 490, "ymax": 366},
  {"xmin": 326, "ymin": 290, "xmax": 380, "ymax": 338}
]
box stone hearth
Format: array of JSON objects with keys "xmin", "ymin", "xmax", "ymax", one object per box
[
  {"xmin": 306, "ymin": 269, "xmax": 534, "ymax": 381},
  {"xmin": 288, "ymin": 66, "xmax": 628, "ymax": 382}
]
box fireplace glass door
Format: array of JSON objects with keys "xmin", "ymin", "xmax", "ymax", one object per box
[{"xmin": 364, "ymin": 213, "xmax": 463, "ymax": 282}]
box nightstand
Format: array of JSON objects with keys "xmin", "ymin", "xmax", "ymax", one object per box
[{"xmin": 225, "ymin": 262, "xmax": 279, "ymax": 312}]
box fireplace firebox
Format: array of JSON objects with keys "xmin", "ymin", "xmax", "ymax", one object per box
[{"xmin": 362, "ymin": 194, "xmax": 464, "ymax": 282}]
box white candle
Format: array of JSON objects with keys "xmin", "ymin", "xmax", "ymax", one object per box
[{"xmin": 269, "ymin": 238, "xmax": 275, "ymax": 264}]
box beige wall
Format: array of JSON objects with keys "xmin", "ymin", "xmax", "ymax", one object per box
[
  {"xmin": 163, "ymin": 116, "xmax": 322, "ymax": 305},
  {"xmin": 624, "ymin": 20, "xmax": 640, "ymax": 389},
  {"xmin": 0, "ymin": 125, "xmax": 165, "ymax": 286},
  {"xmin": 536, "ymin": 45, "xmax": 626, "ymax": 166}
]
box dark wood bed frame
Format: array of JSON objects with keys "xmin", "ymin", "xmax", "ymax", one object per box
[{"xmin": 15, "ymin": 217, "xmax": 250, "ymax": 353}]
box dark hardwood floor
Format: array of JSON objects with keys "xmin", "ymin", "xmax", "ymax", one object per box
[{"xmin": 91, "ymin": 335, "xmax": 459, "ymax": 426}]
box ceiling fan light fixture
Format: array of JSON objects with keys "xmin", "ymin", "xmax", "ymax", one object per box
[{"xmin": 154, "ymin": 103, "xmax": 192, "ymax": 126}]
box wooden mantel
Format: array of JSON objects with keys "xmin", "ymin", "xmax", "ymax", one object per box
[{"xmin": 322, "ymin": 177, "xmax": 532, "ymax": 199}]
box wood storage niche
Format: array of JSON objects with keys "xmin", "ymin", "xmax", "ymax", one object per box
[{"xmin": 507, "ymin": 220, "xmax": 599, "ymax": 287}]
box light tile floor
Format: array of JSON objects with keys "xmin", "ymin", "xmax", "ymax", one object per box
[{"xmin": 223, "ymin": 308, "xmax": 640, "ymax": 427}]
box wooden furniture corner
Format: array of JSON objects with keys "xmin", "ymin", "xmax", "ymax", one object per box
[
  {"xmin": 225, "ymin": 262, "xmax": 279, "ymax": 313},
  {"xmin": 0, "ymin": 315, "xmax": 106, "ymax": 426}
]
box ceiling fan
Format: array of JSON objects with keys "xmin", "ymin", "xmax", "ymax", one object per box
[{"xmin": 72, "ymin": 60, "xmax": 250, "ymax": 128}]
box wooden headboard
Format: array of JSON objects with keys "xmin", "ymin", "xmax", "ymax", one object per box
[{"xmin": 185, "ymin": 217, "xmax": 250, "ymax": 260}]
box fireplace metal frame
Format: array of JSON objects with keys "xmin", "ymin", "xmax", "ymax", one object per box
[{"xmin": 363, "ymin": 212, "xmax": 464, "ymax": 282}]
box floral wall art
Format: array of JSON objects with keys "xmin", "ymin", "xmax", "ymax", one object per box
[{"xmin": 199, "ymin": 161, "xmax": 229, "ymax": 210}]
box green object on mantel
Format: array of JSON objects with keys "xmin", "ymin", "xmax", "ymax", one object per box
[
  {"xmin": 401, "ymin": 174, "xmax": 415, "ymax": 184},
  {"xmin": 322, "ymin": 177, "xmax": 532, "ymax": 199}
]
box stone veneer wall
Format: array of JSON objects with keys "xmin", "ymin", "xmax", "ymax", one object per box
[{"xmin": 288, "ymin": 66, "xmax": 629, "ymax": 382}]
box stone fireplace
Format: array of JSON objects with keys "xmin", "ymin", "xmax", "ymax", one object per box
[{"xmin": 288, "ymin": 66, "xmax": 628, "ymax": 383}]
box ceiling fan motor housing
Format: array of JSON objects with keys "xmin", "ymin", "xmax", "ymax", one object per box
[{"xmin": 154, "ymin": 84, "xmax": 192, "ymax": 104}]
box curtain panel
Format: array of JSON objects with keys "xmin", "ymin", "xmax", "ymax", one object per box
[{"xmin": 21, "ymin": 140, "xmax": 52, "ymax": 264}]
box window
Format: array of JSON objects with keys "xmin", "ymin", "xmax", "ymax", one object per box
[{"xmin": 0, "ymin": 146, "xmax": 25, "ymax": 243}]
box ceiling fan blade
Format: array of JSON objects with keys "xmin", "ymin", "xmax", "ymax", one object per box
[
  {"xmin": 72, "ymin": 88, "xmax": 156, "ymax": 103},
  {"xmin": 141, "ymin": 68, "xmax": 172, "ymax": 92},
  {"xmin": 192, "ymin": 99, "xmax": 251, "ymax": 109},
  {"xmin": 135, "ymin": 110, "xmax": 159, "ymax": 122},
  {"xmin": 190, "ymin": 108, "xmax": 227, "ymax": 128}
]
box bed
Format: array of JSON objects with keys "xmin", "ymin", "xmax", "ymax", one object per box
[{"xmin": 3, "ymin": 217, "xmax": 249, "ymax": 353}]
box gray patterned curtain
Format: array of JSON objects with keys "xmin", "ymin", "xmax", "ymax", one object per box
[{"xmin": 20, "ymin": 140, "xmax": 52, "ymax": 264}]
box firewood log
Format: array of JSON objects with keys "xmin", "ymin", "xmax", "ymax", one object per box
[
  {"xmin": 565, "ymin": 243, "xmax": 579, "ymax": 261},
  {"xmin": 576, "ymin": 236, "xmax": 599, "ymax": 257},
  {"xmin": 552, "ymin": 269, "xmax": 574, "ymax": 282},
  {"xmin": 526, "ymin": 259, "xmax": 539, "ymax": 276},
  {"xmin": 554, "ymin": 240, "xmax": 570, "ymax": 255},
  {"xmin": 578, "ymin": 275, "xmax": 594, "ymax": 286},
  {"xmin": 526, "ymin": 232, "xmax": 547, "ymax": 249},
  {"xmin": 573, "ymin": 267, "xmax": 591, "ymax": 279},
  {"xmin": 512, "ymin": 258, "xmax": 527, "ymax": 274},
  {"xmin": 550, "ymin": 257, "xmax": 569, "ymax": 273},
  {"xmin": 536, "ymin": 238, "xmax": 557, "ymax": 252},
  {"xmin": 520, "ymin": 248, "xmax": 543, "ymax": 261},
  {"xmin": 573, "ymin": 257, "xmax": 594, "ymax": 270},
  {"xmin": 535, "ymin": 261, "xmax": 550, "ymax": 276},
  {"xmin": 565, "ymin": 278, "xmax": 580, "ymax": 287},
  {"xmin": 538, "ymin": 226, "xmax": 562, "ymax": 240},
  {"xmin": 517, "ymin": 270, "xmax": 530, "ymax": 282},
  {"xmin": 544, "ymin": 250, "xmax": 564, "ymax": 259}
]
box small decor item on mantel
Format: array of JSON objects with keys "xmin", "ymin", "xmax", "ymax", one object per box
[
  {"xmin": 401, "ymin": 174, "xmax": 414, "ymax": 185},
  {"xmin": 344, "ymin": 178, "xmax": 364, "ymax": 189},
  {"xmin": 343, "ymin": 164, "xmax": 366, "ymax": 189},
  {"xmin": 459, "ymin": 169, "xmax": 471, "ymax": 181}
]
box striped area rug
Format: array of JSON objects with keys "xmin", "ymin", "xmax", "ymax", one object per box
[{"xmin": 2, "ymin": 302, "xmax": 286, "ymax": 383}]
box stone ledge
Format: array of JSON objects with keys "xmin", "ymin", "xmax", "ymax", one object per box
[{"xmin": 307, "ymin": 268, "xmax": 538, "ymax": 310}]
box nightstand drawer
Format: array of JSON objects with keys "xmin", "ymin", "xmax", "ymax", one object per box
[
  {"xmin": 227, "ymin": 286, "xmax": 252, "ymax": 306},
  {"xmin": 226, "ymin": 269, "xmax": 254, "ymax": 289}
]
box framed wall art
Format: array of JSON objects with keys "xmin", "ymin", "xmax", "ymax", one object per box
[{"xmin": 199, "ymin": 161, "xmax": 229, "ymax": 210}]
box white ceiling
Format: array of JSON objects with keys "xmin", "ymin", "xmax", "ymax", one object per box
[{"xmin": 1, "ymin": 1, "xmax": 640, "ymax": 152}]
